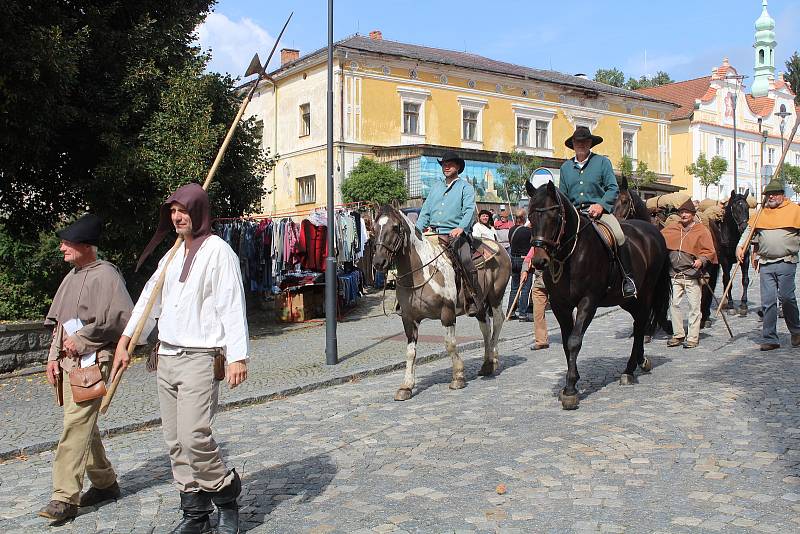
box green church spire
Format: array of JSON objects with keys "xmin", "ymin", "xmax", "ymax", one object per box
[{"xmin": 752, "ymin": 0, "xmax": 776, "ymax": 97}]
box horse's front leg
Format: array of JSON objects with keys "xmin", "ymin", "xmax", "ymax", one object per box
[
  {"xmin": 623, "ymin": 310, "xmax": 649, "ymax": 385},
  {"xmin": 445, "ymin": 325, "xmax": 466, "ymax": 390},
  {"xmin": 395, "ymin": 316, "xmax": 420, "ymax": 401},
  {"xmin": 739, "ymin": 256, "xmax": 750, "ymax": 316},
  {"xmin": 560, "ymin": 299, "xmax": 597, "ymax": 410}
]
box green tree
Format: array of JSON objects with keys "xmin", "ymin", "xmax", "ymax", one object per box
[
  {"xmin": 0, "ymin": 1, "xmax": 275, "ymax": 318},
  {"xmin": 496, "ymin": 151, "xmax": 542, "ymax": 204},
  {"xmin": 594, "ymin": 68, "xmax": 625, "ymax": 88},
  {"xmin": 786, "ymin": 51, "xmax": 800, "ymax": 105},
  {"xmin": 686, "ymin": 153, "xmax": 729, "ymax": 198},
  {"xmin": 623, "ymin": 71, "xmax": 674, "ymax": 91},
  {"xmin": 618, "ymin": 155, "xmax": 657, "ymax": 191},
  {"xmin": 783, "ymin": 163, "xmax": 800, "ymax": 196},
  {"xmin": 341, "ymin": 158, "xmax": 408, "ymax": 206}
]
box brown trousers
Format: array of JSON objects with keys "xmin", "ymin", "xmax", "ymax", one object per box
[
  {"xmin": 52, "ymin": 361, "xmax": 116, "ymax": 504},
  {"xmin": 532, "ymin": 272, "xmax": 549, "ymax": 345},
  {"xmin": 157, "ymin": 350, "xmax": 234, "ymax": 493}
]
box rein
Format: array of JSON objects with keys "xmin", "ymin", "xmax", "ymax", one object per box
[{"xmin": 530, "ymin": 190, "xmax": 585, "ymax": 283}]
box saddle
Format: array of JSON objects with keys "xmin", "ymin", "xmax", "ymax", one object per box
[
  {"xmin": 591, "ymin": 219, "xmax": 619, "ymax": 259},
  {"xmin": 431, "ymin": 235, "xmax": 501, "ymax": 270}
]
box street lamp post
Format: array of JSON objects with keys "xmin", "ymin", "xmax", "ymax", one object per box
[
  {"xmin": 325, "ymin": 0, "xmax": 338, "ymax": 365},
  {"xmin": 775, "ymin": 109, "xmax": 790, "ymax": 186},
  {"xmin": 725, "ymin": 74, "xmax": 747, "ymax": 192}
]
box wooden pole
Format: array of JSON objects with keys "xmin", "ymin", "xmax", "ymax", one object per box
[
  {"xmin": 715, "ymin": 117, "xmax": 799, "ymax": 318},
  {"xmin": 101, "ymin": 14, "xmax": 293, "ymax": 415},
  {"xmin": 505, "ymin": 280, "xmax": 525, "ymax": 321}
]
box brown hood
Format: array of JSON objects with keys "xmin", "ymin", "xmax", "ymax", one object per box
[{"xmin": 136, "ymin": 183, "xmax": 212, "ymax": 282}]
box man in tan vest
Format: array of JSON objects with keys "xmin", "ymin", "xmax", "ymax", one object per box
[{"xmin": 38, "ymin": 214, "xmax": 133, "ymax": 522}]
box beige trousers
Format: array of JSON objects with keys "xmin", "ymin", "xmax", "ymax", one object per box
[
  {"xmin": 52, "ymin": 360, "xmax": 116, "ymax": 505},
  {"xmin": 670, "ymin": 278, "xmax": 702, "ymax": 343},
  {"xmin": 599, "ymin": 213, "xmax": 626, "ymax": 245},
  {"xmin": 157, "ymin": 350, "xmax": 233, "ymax": 493},
  {"xmin": 532, "ymin": 271, "xmax": 549, "ymax": 345}
]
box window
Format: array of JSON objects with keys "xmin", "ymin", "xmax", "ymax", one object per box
[
  {"xmin": 516, "ymin": 117, "xmax": 530, "ymax": 147},
  {"xmin": 768, "ymin": 148, "xmax": 776, "ymax": 164},
  {"xmin": 737, "ymin": 141, "xmax": 746, "ymax": 160},
  {"xmin": 300, "ymin": 104, "xmax": 310, "ymax": 137},
  {"xmin": 619, "ymin": 120, "xmax": 641, "ymax": 161},
  {"xmin": 512, "ymin": 104, "xmax": 555, "ymax": 155},
  {"xmin": 254, "ymin": 120, "xmax": 264, "ymax": 147},
  {"xmin": 715, "ymin": 137, "xmax": 725, "ymax": 157},
  {"xmin": 463, "ymin": 110, "xmax": 478, "ymax": 141},
  {"xmin": 623, "ymin": 132, "xmax": 635, "ymax": 158},
  {"xmin": 296, "ymin": 175, "xmax": 316, "ymax": 204},
  {"xmin": 535, "ymin": 120, "xmax": 548, "ymax": 149},
  {"xmin": 403, "ymin": 102, "xmax": 420, "ymax": 134},
  {"xmin": 457, "ymin": 96, "xmax": 487, "ymax": 148},
  {"xmin": 397, "ymin": 87, "xmax": 429, "ymax": 144}
]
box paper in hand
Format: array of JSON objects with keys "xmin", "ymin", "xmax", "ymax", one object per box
[{"xmin": 62, "ymin": 318, "xmax": 97, "ymax": 368}]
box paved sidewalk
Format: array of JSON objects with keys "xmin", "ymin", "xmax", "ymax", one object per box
[
  {"xmin": 0, "ymin": 292, "xmax": 560, "ymax": 459},
  {"xmin": 0, "ymin": 284, "xmax": 798, "ymax": 533}
]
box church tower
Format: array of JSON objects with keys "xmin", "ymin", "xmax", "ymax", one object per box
[{"xmin": 751, "ymin": 0, "xmax": 776, "ymax": 97}]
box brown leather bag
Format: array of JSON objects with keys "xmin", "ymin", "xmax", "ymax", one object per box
[
  {"xmin": 69, "ymin": 364, "xmax": 107, "ymax": 403},
  {"xmin": 213, "ymin": 353, "xmax": 226, "ymax": 381}
]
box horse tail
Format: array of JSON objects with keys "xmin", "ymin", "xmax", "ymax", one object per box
[{"xmin": 648, "ymin": 253, "xmax": 672, "ymax": 334}]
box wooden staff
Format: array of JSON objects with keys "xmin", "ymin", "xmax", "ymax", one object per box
[
  {"xmin": 505, "ymin": 281, "xmax": 525, "ymax": 321},
  {"xmin": 716, "ymin": 117, "xmax": 800, "ymax": 318},
  {"xmin": 101, "ymin": 14, "xmax": 293, "ymax": 415}
]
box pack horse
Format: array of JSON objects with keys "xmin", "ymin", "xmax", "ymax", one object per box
[{"xmin": 372, "ymin": 205, "xmax": 512, "ymax": 401}]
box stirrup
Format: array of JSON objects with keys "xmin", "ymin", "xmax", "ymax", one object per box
[{"xmin": 622, "ymin": 276, "xmax": 637, "ymax": 299}]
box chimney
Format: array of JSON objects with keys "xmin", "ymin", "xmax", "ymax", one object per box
[
  {"xmin": 281, "ymin": 48, "xmax": 300, "ymax": 66},
  {"xmin": 369, "ymin": 30, "xmax": 383, "ymax": 41},
  {"xmin": 574, "ymin": 73, "xmax": 587, "ymax": 79}
]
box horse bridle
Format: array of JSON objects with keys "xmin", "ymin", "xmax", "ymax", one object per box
[
  {"xmin": 530, "ymin": 188, "xmax": 569, "ymax": 252},
  {"xmin": 375, "ymin": 217, "xmax": 407, "ymax": 262}
]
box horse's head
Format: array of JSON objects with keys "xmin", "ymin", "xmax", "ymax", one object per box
[
  {"xmin": 614, "ymin": 188, "xmax": 633, "ymax": 220},
  {"xmin": 726, "ymin": 189, "xmax": 750, "ymax": 234},
  {"xmin": 372, "ymin": 205, "xmax": 409, "ymax": 272},
  {"xmin": 525, "ymin": 178, "xmax": 566, "ymax": 271}
]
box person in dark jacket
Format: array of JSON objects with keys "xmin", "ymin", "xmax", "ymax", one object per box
[{"xmin": 506, "ymin": 210, "xmax": 533, "ymax": 320}]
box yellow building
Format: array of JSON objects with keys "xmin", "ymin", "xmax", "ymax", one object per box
[{"xmin": 245, "ymin": 32, "xmax": 678, "ymax": 214}]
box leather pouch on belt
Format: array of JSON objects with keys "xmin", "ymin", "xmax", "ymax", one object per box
[
  {"xmin": 69, "ymin": 364, "xmax": 107, "ymax": 403},
  {"xmin": 213, "ymin": 353, "xmax": 226, "ymax": 381}
]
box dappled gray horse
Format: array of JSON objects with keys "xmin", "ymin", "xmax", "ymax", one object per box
[{"xmin": 372, "ymin": 205, "xmax": 512, "ymax": 401}]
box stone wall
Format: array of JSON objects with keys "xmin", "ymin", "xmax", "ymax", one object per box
[{"xmin": 0, "ymin": 321, "xmax": 51, "ymax": 373}]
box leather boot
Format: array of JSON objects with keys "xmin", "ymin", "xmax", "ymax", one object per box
[
  {"xmin": 211, "ymin": 470, "xmax": 242, "ymax": 534},
  {"xmin": 617, "ymin": 243, "xmax": 637, "ymax": 299},
  {"xmin": 171, "ymin": 491, "xmax": 213, "ymax": 534},
  {"xmin": 465, "ymin": 265, "xmax": 486, "ymax": 317}
]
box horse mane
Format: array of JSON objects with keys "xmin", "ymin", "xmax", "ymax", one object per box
[{"xmin": 618, "ymin": 175, "xmax": 630, "ymax": 191}]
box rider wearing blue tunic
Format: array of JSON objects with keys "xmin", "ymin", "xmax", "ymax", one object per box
[
  {"xmin": 416, "ymin": 151, "xmax": 484, "ymax": 316},
  {"xmin": 559, "ymin": 126, "xmax": 637, "ymax": 298}
]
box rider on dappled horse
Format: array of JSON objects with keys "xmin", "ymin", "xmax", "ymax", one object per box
[
  {"xmin": 559, "ymin": 126, "xmax": 637, "ymax": 298},
  {"xmin": 415, "ymin": 151, "xmax": 484, "ymax": 317}
]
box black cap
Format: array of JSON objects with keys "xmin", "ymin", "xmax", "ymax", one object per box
[{"xmin": 56, "ymin": 214, "xmax": 103, "ymax": 246}]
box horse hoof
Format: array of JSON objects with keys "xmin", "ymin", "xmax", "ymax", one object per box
[
  {"xmin": 738, "ymin": 308, "xmax": 748, "ymax": 317},
  {"xmin": 728, "ymin": 308, "xmax": 737, "ymax": 316},
  {"xmin": 394, "ymin": 388, "xmax": 413, "ymax": 401},
  {"xmin": 559, "ymin": 390, "xmax": 579, "ymax": 410},
  {"xmin": 619, "ymin": 374, "xmax": 635, "ymax": 386},
  {"xmin": 643, "ymin": 335, "xmax": 652, "ymax": 344},
  {"xmin": 640, "ymin": 357, "xmax": 653, "ymax": 373},
  {"xmin": 700, "ymin": 320, "xmax": 710, "ymax": 329},
  {"xmin": 449, "ymin": 379, "xmax": 466, "ymax": 390},
  {"xmin": 478, "ymin": 361, "xmax": 496, "ymax": 376}
]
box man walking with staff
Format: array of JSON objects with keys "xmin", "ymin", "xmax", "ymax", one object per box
[
  {"xmin": 111, "ymin": 183, "xmax": 249, "ymax": 533},
  {"xmin": 736, "ymin": 178, "xmax": 800, "ymax": 351},
  {"xmin": 38, "ymin": 214, "xmax": 133, "ymax": 522},
  {"xmin": 661, "ymin": 200, "xmax": 717, "ymax": 349}
]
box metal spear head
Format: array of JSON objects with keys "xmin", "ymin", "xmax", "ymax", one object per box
[{"xmin": 244, "ymin": 53, "xmax": 263, "ymax": 77}]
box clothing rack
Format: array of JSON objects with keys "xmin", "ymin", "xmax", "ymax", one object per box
[{"xmin": 213, "ymin": 201, "xmax": 372, "ymax": 223}]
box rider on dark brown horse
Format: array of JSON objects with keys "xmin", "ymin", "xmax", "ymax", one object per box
[
  {"xmin": 559, "ymin": 126, "xmax": 637, "ymax": 298},
  {"xmin": 415, "ymin": 151, "xmax": 484, "ymax": 316}
]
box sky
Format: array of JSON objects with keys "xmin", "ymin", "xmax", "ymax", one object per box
[{"xmin": 195, "ymin": 0, "xmax": 799, "ymax": 90}]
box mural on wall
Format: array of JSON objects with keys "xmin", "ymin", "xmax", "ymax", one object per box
[{"xmin": 419, "ymin": 156, "xmax": 509, "ymax": 202}]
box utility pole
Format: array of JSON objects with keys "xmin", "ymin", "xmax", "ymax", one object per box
[{"xmin": 325, "ymin": 0, "xmax": 338, "ymax": 365}]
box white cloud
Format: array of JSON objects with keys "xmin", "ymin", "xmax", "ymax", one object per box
[{"xmin": 195, "ymin": 13, "xmax": 275, "ymax": 76}]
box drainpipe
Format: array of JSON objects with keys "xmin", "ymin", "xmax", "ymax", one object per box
[
  {"xmin": 339, "ymin": 60, "xmax": 346, "ymax": 204},
  {"xmin": 273, "ymin": 78, "xmax": 279, "ymax": 215}
]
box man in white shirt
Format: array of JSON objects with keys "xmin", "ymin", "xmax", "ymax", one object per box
[{"xmin": 111, "ymin": 183, "xmax": 248, "ymax": 534}]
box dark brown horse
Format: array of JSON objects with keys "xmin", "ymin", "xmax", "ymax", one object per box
[
  {"xmin": 372, "ymin": 205, "xmax": 512, "ymax": 401},
  {"xmin": 613, "ymin": 175, "xmax": 650, "ymax": 222},
  {"xmin": 525, "ymin": 180, "xmax": 671, "ymax": 410}
]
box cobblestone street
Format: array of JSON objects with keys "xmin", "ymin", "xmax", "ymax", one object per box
[{"xmin": 2, "ymin": 284, "xmax": 800, "ymax": 533}]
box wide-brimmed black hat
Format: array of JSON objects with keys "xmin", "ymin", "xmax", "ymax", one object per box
[
  {"xmin": 565, "ymin": 126, "xmax": 603, "ymax": 150},
  {"xmin": 56, "ymin": 213, "xmax": 103, "ymax": 246},
  {"xmin": 437, "ymin": 151, "xmax": 465, "ymax": 174}
]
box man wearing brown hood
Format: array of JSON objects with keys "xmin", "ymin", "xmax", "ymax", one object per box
[
  {"xmin": 38, "ymin": 214, "xmax": 133, "ymax": 522},
  {"xmin": 111, "ymin": 183, "xmax": 248, "ymax": 534}
]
